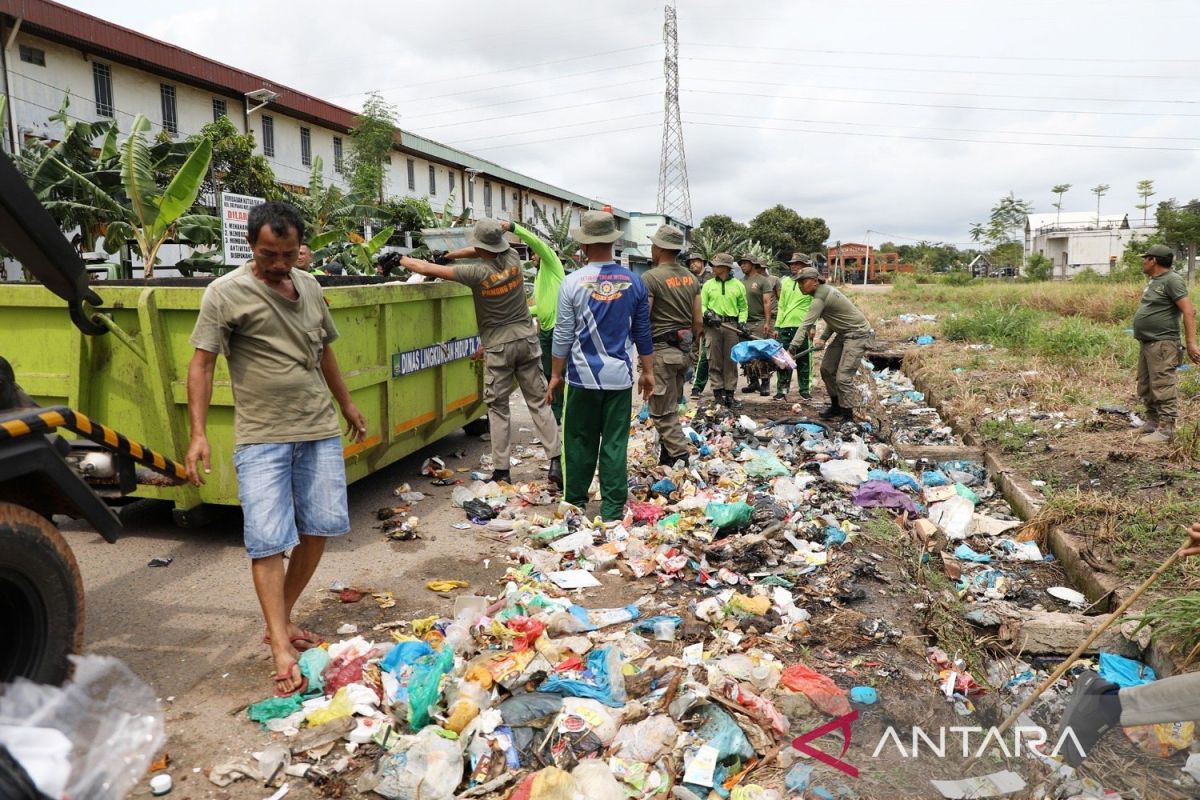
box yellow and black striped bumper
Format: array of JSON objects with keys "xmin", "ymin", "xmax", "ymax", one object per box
[{"xmin": 0, "ymin": 406, "xmax": 187, "ymax": 483}]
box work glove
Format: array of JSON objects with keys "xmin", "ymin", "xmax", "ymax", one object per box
[
  {"xmin": 431, "ymin": 249, "xmax": 451, "ymax": 265},
  {"xmin": 702, "ymin": 310, "xmax": 721, "ymax": 328},
  {"xmin": 737, "ymin": 323, "xmax": 750, "ymax": 338}
]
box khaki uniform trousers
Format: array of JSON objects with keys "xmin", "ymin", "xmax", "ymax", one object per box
[
  {"xmin": 705, "ymin": 324, "xmax": 742, "ymax": 392},
  {"xmin": 820, "ymin": 332, "xmax": 873, "ymax": 409},
  {"xmin": 650, "ymin": 345, "xmax": 690, "ymax": 458},
  {"xmin": 1136, "ymin": 339, "xmax": 1182, "ymax": 431},
  {"xmin": 483, "ymin": 334, "xmax": 561, "ymax": 467}
]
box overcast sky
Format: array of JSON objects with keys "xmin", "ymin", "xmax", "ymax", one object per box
[{"xmin": 61, "ymin": 0, "xmax": 1200, "ymax": 246}]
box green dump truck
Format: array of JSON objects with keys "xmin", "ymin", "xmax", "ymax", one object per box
[{"xmin": 0, "ymin": 148, "xmax": 485, "ymax": 684}]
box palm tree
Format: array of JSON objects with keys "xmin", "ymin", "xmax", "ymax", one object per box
[
  {"xmin": 688, "ymin": 226, "xmax": 748, "ymax": 263},
  {"xmin": 530, "ymin": 203, "xmax": 581, "ymax": 272},
  {"xmin": 968, "ymin": 222, "xmax": 986, "ymax": 242},
  {"xmin": 1136, "ymin": 179, "xmax": 1156, "ymax": 226},
  {"xmin": 1091, "ymin": 184, "xmax": 1110, "ymax": 227},
  {"xmin": 1051, "ymin": 183, "xmax": 1071, "ymax": 228}
]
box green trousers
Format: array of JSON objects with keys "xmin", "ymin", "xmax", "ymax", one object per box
[
  {"xmin": 538, "ymin": 326, "xmax": 563, "ymax": 424},
  {"xmin": 562, "ymin": 385, "xmax": 631, "ymax": 521},
  {"xmin": 775, "ymin": 327, "xmax": 812, "ymax": 394},
  {"xmin": 692, "ymin": 338, "xmax": 709, "ymax": 393}
]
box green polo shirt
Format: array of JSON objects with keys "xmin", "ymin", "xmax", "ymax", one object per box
[
  {"xmin": 512, "ymin": 222, "xmax": 564, "ymax": 332},
  {"xmin": 1133, "ymin": 269, "xmax": 1189, "ymax": 343},
  {"xmin": 700, "ymin": 276, "xmax": 748, "ymax": 322},
  {"xmin": 776, "ymin": 275, "xmax": 813, "ymax": 328}
]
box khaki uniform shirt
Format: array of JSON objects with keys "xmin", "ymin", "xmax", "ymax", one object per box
[
  {"xmin": 1133, "ymin": 270, "xmax": 1189, "ymax": 342},
  {"xmin": 453, "ymin": 250, "xmax": 537, "ymax": 348},
  {"xmin": 642, "ymin": 263, "xmax": 701, "ymax": 340},
  {"xmin": 190, "ymin": 264, "xmax": 341, "ymax": 445},
  {"xmin": 743, "ymin": 272, "xmax": 774, "ymax": 322},
  {"xmin": 799, "ymin": 284, "xmax": 872, "ymax": 338}
]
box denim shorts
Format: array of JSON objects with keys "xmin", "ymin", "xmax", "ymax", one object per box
[{"xmin": 233, "ymin": 436, "xmax": 350, "ymax": 559}]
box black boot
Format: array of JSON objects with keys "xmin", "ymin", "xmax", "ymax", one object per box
[
  {"xmin": 740, "ymin": 380, "xmax": 758, "ymax": 394},
  {"xmin": 489, "ymin": 469, "xmax": 511, "ymax": 483},
  {"xmin": 819, "ymin": 401, "xmax": 843, "ymax": 420},
  {"xmin": 659, "ymin": 444, "xmax": 683, "ymax": 466},
  {"xmin": 547, "ymin": 456, "xmax": 562, "ymax": 489},
  {"xmin": 758, "ymin": 380, "xmax": 771, "ymax": 396},
  {"xmin": 726, "ymin": 390, "xmax": 741, "ymax": 410}
]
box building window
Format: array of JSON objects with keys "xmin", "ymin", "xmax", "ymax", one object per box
[
  {"xmin": 448, "ymin": 171, "xmax": 455, "ymax": 197},
  {"xmin": 92, "ymin": 62, "xmax": 114, "ymax": 118},
  {"xmin": 300, "ymin": 126, "xmax": 312, "ymax": 167},
  {"xmin": 18, "ymin": 45, "xmax": 45, "ymax": 66},
  {"xmin": 484, "ymin": 181, "xmax": 492, "ymax": 216},
  {"xmin": 406, "ymin": 159, "xmax": 415, "ymax": 191},
  {"xmin": 333, "ymin": 136, "xmax": 343, "ymax": 173},
  {"xmin": 428, "ymin": 165, "xmax": 436, "ymax": 196},
  {"xmin": 261, "ymin": 115, "xmax": 275, "ymax": 157},
  {"xmin": 160, "ymin": 84, "xmax": 178, "ymax": 135},
  {"xmin": 212, "ymin": 98, "xmax": 227, "ymax": 121},
  {"xmin": 500, "ymin": 185, "xmax": 506, "ymax": 211}
]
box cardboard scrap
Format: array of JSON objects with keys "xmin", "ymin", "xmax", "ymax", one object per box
[{"xmin": 930, "ymin": 770, "xmax": 1026, "ymax": 798}]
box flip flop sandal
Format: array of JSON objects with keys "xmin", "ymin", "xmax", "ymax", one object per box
[
  {"xmin": 272, "ymin": 662, "xmax": 309, "ymax": 698},
  {"xmin": 262, "ymin": 629, "xmax": 322, "ymax": 650}
]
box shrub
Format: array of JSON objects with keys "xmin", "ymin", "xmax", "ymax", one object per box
[
  {"xmin": 942, "ymin": 304, "xmax": 1038, "ymax": 348},
  {"xmin": 1031, "ymin": 317, "xmax": 1115, "ymax": 360},
  {"xmin": 1024, "ymin": 252, "xmax": 1053, "ymax": 281},
  {"xmin": 1072, "ymin": 268, "xmax": 1103, "ymax": 283},
  {"xmin": 939, "ymin": 270, "xmax": 974, "ymax": 286}
]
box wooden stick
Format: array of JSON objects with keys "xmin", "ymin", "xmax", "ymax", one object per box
[{"xmin": 963, "ymin": 544, "xmax": 1184, "ymax": 771}]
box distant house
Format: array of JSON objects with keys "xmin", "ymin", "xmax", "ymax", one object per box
[
  {"xmin": 1025, "ymin": 212, "xmax": 1154, "ymax": 279},
  {"xmin": 968, "ymin": 254, "xmax": 992, "ymax": 277}
]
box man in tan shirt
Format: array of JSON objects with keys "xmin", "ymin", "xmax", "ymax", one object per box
[
  {"xmin": 186, "ymin": 201, "xmax": 366, "ymax": 697},
  {"xmin": 399, "ymin": 219, "xmax": 562, "ymax": 486}
]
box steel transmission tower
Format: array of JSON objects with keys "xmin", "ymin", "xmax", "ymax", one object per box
[{"xmin": 656, "ymin": 1, "xmax": 692, "ymax": 225}]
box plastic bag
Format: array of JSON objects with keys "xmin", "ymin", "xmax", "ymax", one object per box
[
  {"xmin": 381, "ymin": 640, "xmax": 435, "ymax": 677},
  {"xmin": 705, "ymin": 501, "xmax": 754, "ymax": 532},
  {"xmin": 744, "ymin": 449, "xmax": 789, "ymax": 479},
  {"xmin": 611, "ymin": 714, "xmax": 680, "ymax": 762},
  {"xmin": 408, "ymin": 645, "xmax": 455, "ymax": 730},
  {"xmin": 731, "ymin": 338, "xmax": 784, "ymax": 364},
  {"xmin": 1098, "ymin": 653, "xmax": 1156, "ymax": 688},
  {"xmin": 780, "ymin": 663, "xmax": 852, "ymax": 717},
  {"xmin": 538, "ymin": 647, "xmax": 626, "ymax": 707},
  {"xmin": 528, "ymin": 766, "xmax": 577, "ymax": 800},
  {"xmin": 571, "ymin": 760, "xmax": 625, "ymax": 800},
  {"xmin": 852, "ymin": 480, "xmax": 919, "ymax": 515},
  {"xmin": 358, "ymin": 726, "xmax": 463, "ymax": 800},
  {"xmin": 929, "ymin": 495, "xmax": 975, "ymax": 540},
  {"xmin": 0, "ymin": 655, "xmax": 164, "ymax": 800},
  {"xmin": 819, "ymin": 459, "xmax": 869, "ymax": 486},
  {"xmin": 306, "ymin": 686, "xmax": 355, "ymax": 726},
  {"xmin": 299, "ymin": 646, "xmax": 330, "ymax": 693},
  {"xmin": 694, "ymin": 704, "xmax": 755, "ymax": 761}
]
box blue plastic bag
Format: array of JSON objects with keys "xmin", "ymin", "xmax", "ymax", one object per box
[
  {"xmin": 916, "ymin": 335, "xmax": 935, "ymax": 345},
  {"xmin": 1098, "ymin": 652, "xmax": 1157, "ymax": 688},
  {"xmin": 538, "ymin": 646, "xmax": 625, "ymax": 707},
  {"xmin": 921, "ymin": 470, "xmax": 949, "ymax": 487},
  {"xmin": 953, "ymin": 543, "xmax": 991, "ymax": 563},
  {"xmin": 381, "ymin": 640, "xmax": 435, "ymax": 678},
  {"xmin": 408, "ymin": 645, "xmax": 454, "ymax": 730},
  {"xmin": 731, "ymin": 338, "xmax": 783, "ymax": 364}
]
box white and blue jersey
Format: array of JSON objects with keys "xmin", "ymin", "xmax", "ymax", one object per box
[{"xmin": 552, "ymin": 262, "xmax": 653, "ymax": 390}]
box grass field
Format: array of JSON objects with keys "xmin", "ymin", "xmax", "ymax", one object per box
[{"xmin": 851, "ymin": 279, "xmax": 1200, "ymax": 658}]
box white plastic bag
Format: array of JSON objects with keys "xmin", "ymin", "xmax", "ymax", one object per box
[
  {"xmin": 819, "ymin": 458, "xmax": 869, "ymax": 486},
  {"xmin": 358, "ymin": 726, "xmax": 463, "ymax": 800},
  {"xmin": 0, "ymin": 655, "xmax": 164, "ymax": 800},
  {"xmin": 571, "ymin": 760, "xmax": 625, "ymax": 799},
  {"xmin": 929, "ymin": 496, "xmax": 975, "ymax": 541}
]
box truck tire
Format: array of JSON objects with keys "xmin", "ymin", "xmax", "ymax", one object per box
[
  {"xmin": 0, "ymin": 503, "xmax": 84, "ymax": 685},
  {"xmin": 463, "ymin": 417, "xmax": 489, "ymax": 437}
]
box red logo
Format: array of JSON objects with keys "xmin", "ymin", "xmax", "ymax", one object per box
[{"xmin": 791, "ymin": 711, "xmax": 859, "ymax": 778}]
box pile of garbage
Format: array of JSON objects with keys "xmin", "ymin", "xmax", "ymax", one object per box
[
  {"xmin": 869, "ymin": 367, "xmax": 959, "ymax": 447},
  {"xmin": 209, "ymin": 361, "xmax": 1177, "ymax": 799}
]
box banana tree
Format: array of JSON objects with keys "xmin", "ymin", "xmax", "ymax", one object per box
[
  {"xmin": 529, "ymin": 204, "xmax": 581, "ymax": 272},
  {"xmin": 99, "ymin": 115, "xmax": 212, "ymax": 277},
  {"xmin": 290, "ymin": 157, "xmax": 379, "ymax": 239},
  {"xmin": 688, "ymin": 226, "xmax": 748, "ymax": 264},
  {"xmin": 308, "ymin": 226, "xmax": 395, "ymax": 275}
]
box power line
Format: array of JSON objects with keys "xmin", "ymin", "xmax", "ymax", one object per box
[
  {"xmin": 445, "ymin": 111, "xmax": 661, "ymax": 147},
  {"xmin": 389, "ymin": 60, "xmax": 661, "ymax": 105},
  {"xmin": 681, "ymin": 40, "xmax": 1200, "ymax": 64},
  {"xmin": 682, "ymin": 55, "xmax": 1198, "ymax": 82},
  {"xmin": 406, "ymin": 92, "xmax": 659, "ymax": 133},
  {"xmin": 329, "ymin": 43, "xmax": 660, "ymax": 99},
  {"xmin": 400, "ymin": 79, "xmax": 655, "ymax": 121},
  {"xmin": 465, "ymin": 123, "xmax": 661, "ymax": 153},
  {"xmin": 683, "ymin": 119, "xmax": 1200, "ymax": 152},
  {"xmin": 684, "ymin": 88, "xmax": 1200, "ymax": 118},
  {"xmin": 687, "ymin": 74, "xmax": 1200, "ymax": 107},
  {"xmin": 686, "ymin": 110, "xmax": 1200, "ymax": 143}
]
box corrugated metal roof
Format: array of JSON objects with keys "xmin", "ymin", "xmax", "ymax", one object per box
[
  {"xmin": 1, "ymin": 0, "xmax": 622, "ymax": 211},
  {"xmin": 400, "ymin": 131, "xmax": 626, "ymax": 217}
]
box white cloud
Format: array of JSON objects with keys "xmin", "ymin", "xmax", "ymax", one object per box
[{"xmin": 63, "ymin": 0, "xmax": 1200, "ymax": 244}]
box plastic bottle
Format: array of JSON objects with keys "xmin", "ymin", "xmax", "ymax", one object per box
[
  {"xmin": 257, "ymin": 743, "xmax": 290, "ymax": 786},
  {"xmin": 445, "ymin": 665, "xmax": 494, "ymax": 734}
]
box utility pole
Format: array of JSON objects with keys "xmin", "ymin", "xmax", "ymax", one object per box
[
  {"xmin": 655, "ymin": 0, "xmax": 692, "ymax": 225},
  {"xmin": 863, "ymin": 231, "xmax": 871, "ymax": 286}
]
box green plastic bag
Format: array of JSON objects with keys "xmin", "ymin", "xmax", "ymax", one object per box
[
  {"xmin": 409, "ymin": 645, "xmax": 455, "ymax": 731},
  {"xmin": 706, "ymin": 501, "xmax": 753, "ymax": 532},
  {"xmin": 955, "ymin": 482, "xmax": 980, "ymax": 504},
  {"xmin": 744, "ymin": 449, "xmax": 789, "ymax": 479}
]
